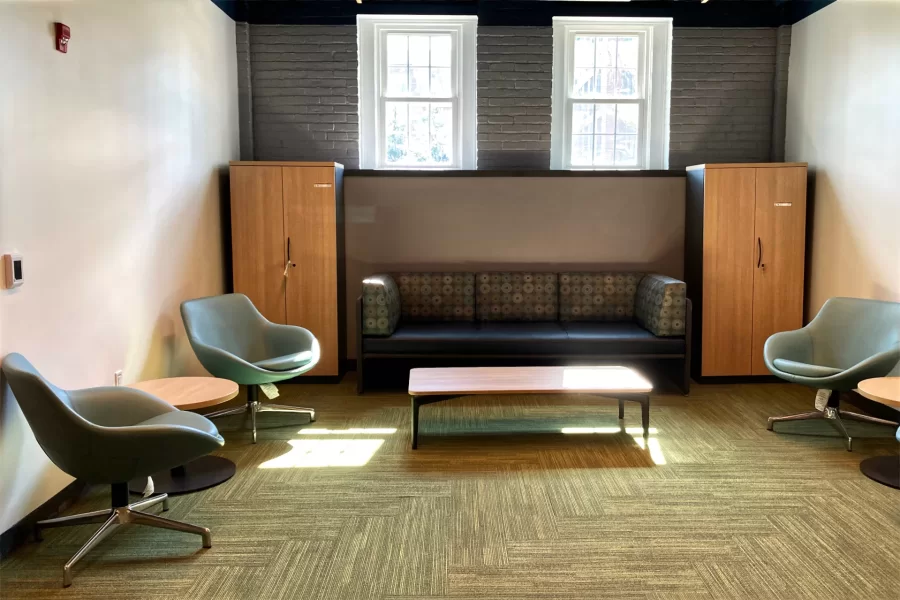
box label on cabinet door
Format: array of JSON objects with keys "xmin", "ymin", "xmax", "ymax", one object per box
[
  {"xmin": 313, "ymin": 183, "xmax": 332, "ymax": 188},
  {"xmin": 774, "ymin": 202, "xmax": 792, "ymax": 207}
]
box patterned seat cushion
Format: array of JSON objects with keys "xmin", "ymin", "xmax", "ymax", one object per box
[
  {"xmin": 361, "ymin": 274, "xmax": 401, "ymax": 336},
  {"xmin": 475, "ymin": 272, "xmax": 558, "ymax": 321},
  {"xmin": 559, "ymin": 272, "xmax": 643, "ymax": 322},
  {"xmin": 634, "ymin": 274, "xmax": 687, "ymax": 336},
  {"xmin": 394, "ymin": 272, "xmax": 476, "ymax": 321}
]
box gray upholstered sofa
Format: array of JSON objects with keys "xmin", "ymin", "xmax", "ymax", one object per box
[{"xmin": 356, "ymin": 272, "xmax": 691, "ymax": 394}]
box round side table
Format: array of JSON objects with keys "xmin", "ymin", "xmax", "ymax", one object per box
[
  {"xmin": 856, "ymin": 377, "xmax": 900, "ymax": 490},
  {"xmin": 127, "ymin": 377, "xmax": 239, "ymax": 495}
]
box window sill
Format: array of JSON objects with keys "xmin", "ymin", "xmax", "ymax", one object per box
[{"xmin": 345, "ymin": 169, "xmax": 685, "ymax": 178}]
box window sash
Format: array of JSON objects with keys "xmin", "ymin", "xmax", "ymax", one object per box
[
  {"xmin": 566, "ymin": 98, "xmax": 645, "ymax": 168},
  {"xmin": 378, "ymin": 98, "xmax": 459, "ymax": 167},
  {"xmin": 378, "ymin": 30, "xmax": 459, "ymax": 100}
]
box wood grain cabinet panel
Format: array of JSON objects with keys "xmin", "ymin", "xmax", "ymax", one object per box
[
  {"xmin": 229, "ymin": 166, "xmax": 286, "ymax": 324},
  {"xmin": 284, "ymin": 167, "xmax": 340, "ymax": 377},
  {"xmin": 229, "ymin": 162, "xmax": 345, "ymax": 378},
  {"xmin": 701, "ymin": 168, "xmax": 757, "ymax": 376},
  {"xmin": 750, "ymin": 167, "xmax": 807, "ymax": 375}
]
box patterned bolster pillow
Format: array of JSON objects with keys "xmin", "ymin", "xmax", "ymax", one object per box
[
  {"xmin": 475, "ymin": 272, "xmax": 558, "ymax": 321},
  {"xmin": 394, "ymin": 272, "xmax": 476, "ymax": 321},
  {"xmin": 361, "ymin": 274, "xmax": 401, "ymax": 336},
  {"xmin": 634, "ymin": 274, "xmax": 687, "ymax": 337}
]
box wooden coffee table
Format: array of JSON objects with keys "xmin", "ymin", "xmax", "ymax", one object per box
[
  {"xmin": 856, "ymin": 377, "xmax": 900, "ymax": 489},
  {"xmin": 127, "ymin": 377, "xmax": 239, "ymax": 495},
  {"xmin": 408, "ymin": 366, "xmax": 653, "ymax": 449}
]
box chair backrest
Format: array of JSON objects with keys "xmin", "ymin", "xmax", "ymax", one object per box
[
  {"xmin": 181, "ymin": 293, "xmax": 269, "ymax": 361},
  {"xmin": 807, "ymin": 297, "xmax": 900, "ymax": 369},
  {"xmin": 1, "ymin": 353, "xmax": 96, "ymax": 478}
]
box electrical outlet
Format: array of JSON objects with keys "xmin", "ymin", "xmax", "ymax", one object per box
[{"xmin": 114, "ymin": 370, "xmax": 123, "ymax": 386}]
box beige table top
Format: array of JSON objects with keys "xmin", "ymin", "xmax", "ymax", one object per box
[
  {"xmin": 129, "ymin": 377, "xmax": 239, "ymax": 410},
  {"xmin": 857, "ymin": 377, "xmax": 900, "ymax": 410},
  {"xmin": 409, "ymin": 366, "xmax": 652, "ymax": 397}
]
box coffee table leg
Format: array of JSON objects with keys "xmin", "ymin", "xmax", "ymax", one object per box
[
  {"xmin": 641, "ymin": 395, "xmax": 650, "ymax": 437},
  {"xmin": 411, "ymin": 396, "xmax": 420, "ymax": 450},
  {"xmin": 618, "ymin": 399, "xmax": 625, "ymax": 420}
]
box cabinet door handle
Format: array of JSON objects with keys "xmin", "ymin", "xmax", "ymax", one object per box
[
  {"xmin": 757, "ymin": 237, "xmax": 764, "ymax": 269},
  {"xmin": 287, "ymin": 237, "xmax": 296, "ymax": 267}
]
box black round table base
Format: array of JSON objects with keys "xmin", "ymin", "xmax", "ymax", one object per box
[
  {"xmin": 128, "ymin": 456, "xmax": 236, "ymax": 496},
  {"xmin": 859, "ymin": 455, "xmax": 900, "ymax": 489}
]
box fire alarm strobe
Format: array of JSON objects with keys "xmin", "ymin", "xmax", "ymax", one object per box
[
  {"xmin": 55, "ymin": 23, "xmax": 70, "ymax": 53},
  {"xmin": 3, "ymin": 254, "xmax": 24, "ymax": 288}
]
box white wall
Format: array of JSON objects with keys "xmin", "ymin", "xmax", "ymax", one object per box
[
  {"xmin": 786, "ymin": 0, "xmax": 900, "ymax": 320},
  {"xmin": 0, "ymin": 0, "xmax": 238, "ymax": 533},
  {"xmin": 344, "ymin": 175, "xmax": 686, "ymax": 357}
]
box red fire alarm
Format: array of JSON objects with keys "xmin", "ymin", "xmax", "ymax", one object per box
[{"xmin": 55, "ymin": 23, "xmax": 70, "ymax": 53}]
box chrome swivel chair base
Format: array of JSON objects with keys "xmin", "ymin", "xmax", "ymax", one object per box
[
  {"xmin": 35, "ymin": 486, "xmax": 211, "ymax": 587},
  {"xmin": 204, "ymin": 385, "xmax": 315, "ymax": 443},
  {"xmin": 767, "ymin": 391, "xmax": 899, "ymax": 452}
]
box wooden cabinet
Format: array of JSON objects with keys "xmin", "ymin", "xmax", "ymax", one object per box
[
  {"xmin": 229, "ymin": 161, "xmax": 345, "ymax": 377},
  {"xmin": 685, "ymin": 163, "xmax": 807, "ymax": 377}
]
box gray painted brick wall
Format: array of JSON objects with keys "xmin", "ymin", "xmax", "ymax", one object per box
[
  {"xmin": 248, "ymin": 25, "xmax": 359, "ymax": 168},
  {"xmin": 669, "ymin": 28, "xmax": 779, "ymax": 169},
  {"xmin": 237, "ymin": 24, "xmax": 789, "ymax": 171},
  {"xmin": 770, "ymin": 25, "xmax": 791, "ymax": 162},
  {"xmin": 477, "ymin": 27, "xmax": 553, "ymax": 169},
  {"xmin": 236, "ymin": 23, "xmax": 254, "ymax": 160}
]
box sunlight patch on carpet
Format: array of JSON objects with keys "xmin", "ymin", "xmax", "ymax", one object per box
[
  {"xmin": 258, "ymin": 439, "xmax": 385, "ymax": 468},
  {"xmin": 299, "ymin": 428, "xmax": 398, "ymax": 435}
]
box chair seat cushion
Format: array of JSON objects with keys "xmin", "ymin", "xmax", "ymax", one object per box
[
  {"xmin": 773, "ymin": 358, "xmax": 843, "ymax": 378},
  {"xmin": 137, "ymin": 410, "xmax": 221, "ymax": 439},
  {"xmin": 562, "ymin": 322, "xmax": 685, "ymax": 355},
  {"xmin": 253, "ymin": 351, "xmax": 315, "ymax": 371}
]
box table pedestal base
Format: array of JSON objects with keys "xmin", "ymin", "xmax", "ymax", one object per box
[
  {"xmin": 859, "ymin": 455, "xmax": 900, "ymax": 489},
  {"xmin": 128, "ymin": 455, "xmax": 236, "ymax": 495}
]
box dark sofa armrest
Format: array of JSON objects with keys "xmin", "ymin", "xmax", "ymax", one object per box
[
  {"xmin": 361, "ymin": 274, "xmax": 401, "ymax": 336},
  {"xmin": 634, "ymin": 274, "xmax": 688, "ymax": 337}
]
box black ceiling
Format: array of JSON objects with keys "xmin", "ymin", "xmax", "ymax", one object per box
[{"xmin": 212, "ymin": 0, "xmax": 836, "ymax": 27}]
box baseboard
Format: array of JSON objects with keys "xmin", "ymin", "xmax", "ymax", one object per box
[
  {"xmin": 693, "ymin": 375, "xmax": 783, "ymax": 384},
  {"xmin": 0, "ymin": 479, "xmax": 89, "ymax": 559}
]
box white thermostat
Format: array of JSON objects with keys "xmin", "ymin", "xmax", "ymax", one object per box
[{"xmin": 3, "ymin": 254, "xmax": 23, "ymax": 288}]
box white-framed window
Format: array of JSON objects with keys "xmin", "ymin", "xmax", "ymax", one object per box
[
  {"xmin": 357, "ymin": 15, "xmax": 477, "ymax": 170},
  {"xmin": 550, "ymin": 17, "xmax": 672, "ymax": 170}
]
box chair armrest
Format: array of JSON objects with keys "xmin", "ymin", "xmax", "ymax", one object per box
[
  {"xmin": 263, "ymin": 321, "xmax": 318, "ymax": 356},
  {"xmin": 68, "ymin": 387, "xmax": 176, "ymax": 427},
  {"xmin": 839, "ymin": 347, "xmax": 900, "ymax": 385},
  {"xmin": 764, "ymin": 329, "xmax": 814, "ymax": 368},
  {"xmin": 634, "ymin": 274, "xmax": 687, "ymax": 337},
  {"xmin": 189, "ymin": 337, "xmax": 276, "ymax": 382},
  {"xmin": 361, "ymin": 274, "xmax": 401, "ymax": 336}
]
